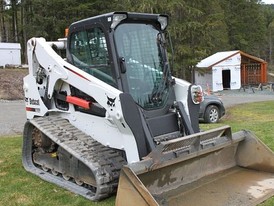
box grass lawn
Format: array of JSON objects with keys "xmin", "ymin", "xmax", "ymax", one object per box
[
  {"xmin": 0, "ymin": 136, "xmax": 114, "ymax": 206},
  {"xmin": 1, "ymin": 101, "xmax": 274, "ymax": 205},
  {"xmin": 200, "ymin": 100, "xmax": 274, "ymax": 151}
]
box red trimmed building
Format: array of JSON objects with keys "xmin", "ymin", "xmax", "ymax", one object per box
[{"xmin": 195, "ymin": 50, "xmax": 267, "ymax": 92}]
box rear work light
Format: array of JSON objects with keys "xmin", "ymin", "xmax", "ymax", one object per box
[{"xmin": 191, "ymin": 85, "xmax": 204, "ymax": 104}]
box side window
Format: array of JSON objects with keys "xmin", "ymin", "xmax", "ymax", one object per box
[
  {"xmin": 87, "ymin": 28, "xmax": 109, "ymax": 65},
  {"xmin": 70, "ymin": 27, "xmax": 116, "ymax": 87},
  {"xmin": 70, "ymin": 31, "xmax": 90, "ymax": 67}
]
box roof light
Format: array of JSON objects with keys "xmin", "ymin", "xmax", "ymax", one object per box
[
  {"xmin": 111, "ymin": 13, "xmax": 127, "ymax": 29},
  {"xmin": 158, "ymin": 15, "xmax": 168, "ymax": 30}
]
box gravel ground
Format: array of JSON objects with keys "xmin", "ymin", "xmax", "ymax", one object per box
[
  {"xmin": 215, "ymin": 89, "xmax": 274, "ymax": 108},
  {"xmin": 0, "ymin": 100, "xmax": 26, "ymax": 136},
  {"xmin": 0, "ymin": 89, "xmax": 273, "ymax": 137}
]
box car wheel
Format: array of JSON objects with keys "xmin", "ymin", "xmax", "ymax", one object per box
[{"xmin": 204, "ymin": 105, "xmax": 219, "ymax": 123}]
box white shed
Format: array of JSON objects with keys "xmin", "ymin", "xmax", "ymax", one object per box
[
  {"xmin": 195, "ymin": 50, "xmax": 267, "ymax": 92},
  {"xmin": 0, "ymin": 43, "xmax": 21, "ymax": 67}
]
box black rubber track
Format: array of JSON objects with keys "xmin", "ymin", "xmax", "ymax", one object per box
[{"xmin": 22, "ymin": 115, "xmax": 126, "ymax": 201}]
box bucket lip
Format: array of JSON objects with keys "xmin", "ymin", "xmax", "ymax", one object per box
[{"xmin": 128, "ymin": 127, "xmax": 247, "ymax": 175}]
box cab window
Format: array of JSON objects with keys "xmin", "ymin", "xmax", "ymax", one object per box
[{"xmin": 70, "ymin": 27, "xmax": 116, "ymax": 87}]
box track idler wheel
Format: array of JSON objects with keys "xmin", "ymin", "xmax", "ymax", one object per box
[
  {"xmin": 75, "ymin": 179, "xmax": 84, "ymax": 186},
  {"xmin": 51, "ymin": 169, "xmax": 59, "ymax": 176},
  {"xmin": 62, "ymin": 174, "xmax": 71, "ymax": 181},
  {"xmin": 42, "ymin": 165, "xmax": 49, "ymax": 172}
]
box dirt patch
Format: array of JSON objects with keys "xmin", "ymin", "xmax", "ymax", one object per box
[{"xmin": 0, "ymin": 68, "xmax": 28, "ymax": 100}]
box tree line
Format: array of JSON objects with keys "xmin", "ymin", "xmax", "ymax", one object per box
[{"xmin": 1, "ymin": 0, "xmax": 274, "ymax": 80}]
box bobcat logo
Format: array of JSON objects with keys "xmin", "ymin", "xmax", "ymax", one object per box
[{"xmin": 107, "ymin": 95, "xmax": 116, "ymax": 107}]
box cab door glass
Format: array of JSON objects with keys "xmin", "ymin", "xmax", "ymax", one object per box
[{"xmin": 70, "ymin": 27, "xmax": 116, "ymax": 87}]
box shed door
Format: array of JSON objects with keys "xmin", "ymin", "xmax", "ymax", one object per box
[
  {"xmin": 230, "ymin": 66, "xmax": 241, "ymax": 89},
  {"xmin": 222, "ymin": 70, "xmax": 231, "ymax": 89},
  {"xmin": 212, "ymin": 67, "xmax": 223, "ymax": 91}
]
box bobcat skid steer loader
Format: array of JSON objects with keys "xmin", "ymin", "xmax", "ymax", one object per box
[{"xmin": 22, "ymin": 12, "xmax": 274, "ymax": 205}]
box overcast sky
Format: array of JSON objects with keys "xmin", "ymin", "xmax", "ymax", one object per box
[{"xmin": 262, "ymin": 0, "xmax": 274, "ymax": 4}]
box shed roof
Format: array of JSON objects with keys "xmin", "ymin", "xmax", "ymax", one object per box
[
  {"xmin": 196, "ymin": 50, "xmax": 266, "ymax": 68},
  {"xmin": 0, "ymin": 43, "xmax": 21, "ymax": 50}
]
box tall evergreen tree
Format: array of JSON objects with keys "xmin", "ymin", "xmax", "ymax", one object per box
[
  {"xmin": 0, "ymin": 0, "xmax": 7, "ymax": 42},
  {"xmin": 261, "ymin": 4, "xmax": 274, "ymax": 63},
  {"xmin": 200, "ymin": 0, "xmax": 230, "ymax": 54},
  {"xmin": 221, "ymin": 0, "xmax": 266, "ymax": 57},
  {"xmin": 1, "ymin": 0, "xmax": 273, "ymax": 68}
]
